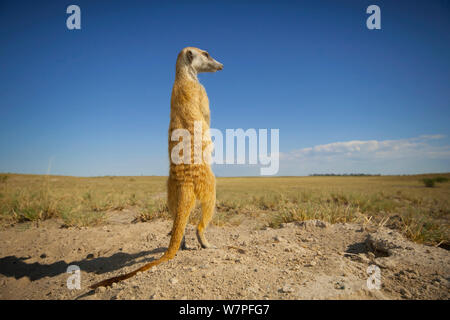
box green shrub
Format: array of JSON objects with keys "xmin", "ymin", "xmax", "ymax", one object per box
[
  {"xmin": 434, "ymin": 176, "xmax": 448, "ymax": 183},
  {"xmin": 422, "ymin": 176, "xmax": 449, "ymax": 187},
  {"xmin": 422, "ymin": 178, "xmax": 435, "ymax": 188}
]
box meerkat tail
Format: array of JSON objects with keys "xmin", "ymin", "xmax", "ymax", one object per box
[
  {"xmin": 91, "ymin": 187, "xmax": 194, "ymax": 289},
  {"xmin": 90, "ymin": 255, "xmax": 170, "ymax": 289}
]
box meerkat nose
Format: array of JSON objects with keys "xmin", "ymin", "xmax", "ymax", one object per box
[{"xmin": 217, "ymin": 64, "xmax": 223, "ymax": 71}]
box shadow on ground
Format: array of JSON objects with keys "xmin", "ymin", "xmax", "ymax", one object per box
[{"xmin": 0, "ymin": 247, "xmax": 167, "ymax": 281}]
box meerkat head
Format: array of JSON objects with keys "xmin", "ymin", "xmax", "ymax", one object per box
[{"xmin": 182, "ymin": 47, "xmax": 223, "ymax": 74}]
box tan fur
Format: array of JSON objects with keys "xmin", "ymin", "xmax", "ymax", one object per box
[{"xmin": 90, "ymin": 47, "xmax": 222, "ymax": 289}]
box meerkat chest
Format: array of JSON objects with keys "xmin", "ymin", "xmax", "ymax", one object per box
[{"xmin": 199, "ymin": 85, "xmax": 210, "ymax": 124}]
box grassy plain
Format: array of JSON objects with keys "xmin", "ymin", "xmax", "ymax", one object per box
[{"xmin": 0, "ymin": 173, "xmax": 448, "ymax": 246}]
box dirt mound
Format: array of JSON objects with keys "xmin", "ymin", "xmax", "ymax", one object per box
[{"xmin": 0, "ymin": 215, "xmax": 448, "ymax": 300}]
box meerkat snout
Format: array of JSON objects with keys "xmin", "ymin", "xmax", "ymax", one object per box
[{"xmin": 185, "ymin": 47, "xmax": 223, "ymax": 73}]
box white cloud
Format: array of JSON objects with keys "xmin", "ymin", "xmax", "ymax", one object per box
[{"xmin": 279, "ymin": 135, "xmax": 450, "ymax": 175}]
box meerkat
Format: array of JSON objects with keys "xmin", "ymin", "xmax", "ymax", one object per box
[{"xmin": 90, "ymin": 47, "xmax": 223, "ymax": 289}]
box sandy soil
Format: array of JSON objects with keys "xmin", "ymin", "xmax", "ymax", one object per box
[{"xmin": 0, "ymin": 209, "xmax": 448, "ymax": 300}]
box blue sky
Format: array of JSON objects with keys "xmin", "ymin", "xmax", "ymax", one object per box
[{"xmin": 1, "ymin": 0, "xmax": 449, "ymax": 176}]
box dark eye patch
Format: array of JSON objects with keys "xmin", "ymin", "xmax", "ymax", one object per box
[{"xmin": 203, "ymin": 52, "xmax": 210, "ymax": 58}]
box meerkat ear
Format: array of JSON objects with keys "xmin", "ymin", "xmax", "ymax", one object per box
[{"xmin": 186, "ymin": 50, "xmax": 193, "ymax": 64}]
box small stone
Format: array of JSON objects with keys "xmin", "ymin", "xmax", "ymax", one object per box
[
  {"xmin": 248, "ymin": 286, "xmax": 259, "ymax": 293},
  {"xmin": 274, "ymin": 235, "xmax": 285, "ymax": 242},
  {"xmin": 95, "ymin": 286, "xmax": 106, "ymax": 294},
  {"xmin": 406, "ymin": 269, "xmax": 418, "ymax": 276},
  {"xmin": 355, "ymin": 254, "xmax": 370, "ymax": 264},
  {"xmin": 334, "ymin": 281, "xmax": 345, "ymax": 290},
  {"xmin": 399, "ymin": 288, "xmax": 411, "ymax": 298},
  {"xmin": 40, "ymin": 253, "xmax": 47, "ymax": 259},
  {"xmin": 280, "ymin": 285, "xmax": 295, "ymax": 293},
  {"xmin": 298, "ymin": 220, "xmax": 328, "ymax": 229},
  {"xmin": 169, "ymin": 277, "xmax": 178, "ymax": 285},
  {"xmin": 306, "ymin": 261, "xmax": 317, "ymax": 267}
]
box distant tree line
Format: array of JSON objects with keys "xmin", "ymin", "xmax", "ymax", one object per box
[{"xmin": 309, "ymin": 173, "xmax": 381, "ymax": 176}]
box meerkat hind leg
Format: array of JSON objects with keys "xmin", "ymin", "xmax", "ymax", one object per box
[
  {"xmin": 197, "ymin": 194, "xmax": 216, "ymax": 249},
  {"xmin": 167, "ymin": 233, "xmax": 189, "ymax": 250},
  {"xmin": 180, "ymin": 235, "xmax": 188, "ymax": 250}
]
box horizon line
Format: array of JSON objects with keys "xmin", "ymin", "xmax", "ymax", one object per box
[{"xmin": 1, "ymin": 171, "xmax": 450, "ymax": 178}]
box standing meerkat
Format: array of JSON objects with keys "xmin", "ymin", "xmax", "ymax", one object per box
[{"xmin": 91, "ymin": 47, "xmax": 223, "ymax": 288}]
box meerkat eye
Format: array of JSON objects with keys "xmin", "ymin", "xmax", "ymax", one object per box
[{"xmin": 203, "ymin": 52, "xmax": 210, "ymax": 58}]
